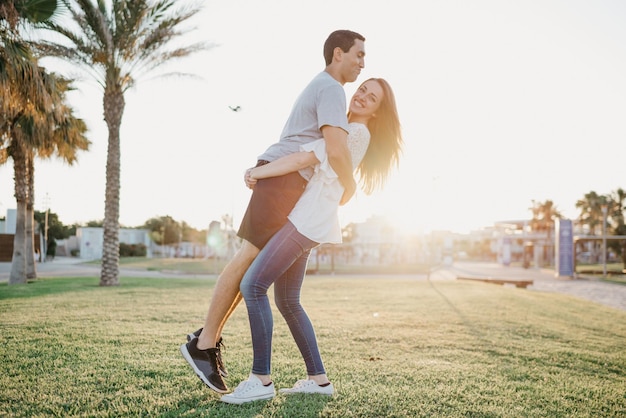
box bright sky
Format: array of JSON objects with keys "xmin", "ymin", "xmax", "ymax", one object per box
[{"xmin": 1, "ymin": 0, "xmax": 625, "ymax": 235}]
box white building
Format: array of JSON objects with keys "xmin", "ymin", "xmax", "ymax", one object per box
[
  {"xmin": 2, "ymin": 208, "xmax": 17, "ymax": 234},
  {"xmin": 77, "ymin": 227, "xmax": 152, "ymax": 260}
]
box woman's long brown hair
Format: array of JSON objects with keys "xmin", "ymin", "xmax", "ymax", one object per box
[{"xmin": 352, "ymin": 78, "xmax": 403, "ymax": 195}]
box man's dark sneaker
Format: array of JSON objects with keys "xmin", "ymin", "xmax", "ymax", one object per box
[
  {"xmin": 180, "ymin": 338, "xmax": 228, "ymax": 393},
  {"xmin": 186, "ymin": 328, "xmax": 203, "ymax": 342},
  {"xmin": 186, "ymin": 328, "xmax": 228, "ymax": 377}
]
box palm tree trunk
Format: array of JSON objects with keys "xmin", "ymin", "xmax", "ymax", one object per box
[
  {"xmin": 26, "ymin": 151, "xmax": 37, "ymax": 279},
  {"xmin": 9, "ymin": 142, "xmax": 28, "ymax": 284},
  {"xmin": 99, "ymin": 84, "xmax": 125, "ymax": 286},
  {"xmin": 9, "ymin": 201, "xmax": 28, "ymax": 284}
]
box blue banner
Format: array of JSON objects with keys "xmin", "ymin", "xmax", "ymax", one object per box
[{"xmin": 555, "ymin": 219, "xmax": 574, "ymax": 277}]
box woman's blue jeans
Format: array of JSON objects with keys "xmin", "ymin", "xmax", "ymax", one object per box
[{"xmin": 239, "ymin": 221, "xmax": 325, "ymax": 376}]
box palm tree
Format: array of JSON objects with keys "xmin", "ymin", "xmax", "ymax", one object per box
[
  {"xmin": 609, "ymin": 188, "xmax": 626, "ymax": 268},
  {"xmin": 2, "ymin": 70, "xmax": 89, "ymax": 284},
  {"xmin": 26, "ymin": 80, "xmax": 89, "ymax": 279},
  {"xmin": 2, "ymin": 4, "xmax": 56, "ymax": 284},
  {"xmin": 529, "ymin": 199, "xmax": 562, "ymax": 233},
  {"xmin": 575, "ymin": 191, "xmax": 610, "ymax": 264},
  {"xmin": 575, "ymin": 191, "xmax": 605, "ymax": 235},
  {"xmin": 529, "ymin": 199, "xmax": 563, "ymax": 265},
  {"xmin": 25, "ymin": 147, "xmax": 37, "ymax": 279},
  {"xmin": 37, "ymin": 0, "xmax": 207, "ymax": 286}
]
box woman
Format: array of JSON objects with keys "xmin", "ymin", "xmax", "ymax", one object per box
[{"xmin": 220, "ymin": 78, "xmax": 403, "ymax": 404}]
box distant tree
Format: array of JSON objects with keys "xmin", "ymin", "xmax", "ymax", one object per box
[
  {"xmin": 36, "ymin": 0, "xmax": 208, "ymax": 286},
  {"xmin": 180, "ymin": 221, "xmax": 206, "ymax": 244},
  {"xmin": 143, "ymin": 216, "xmax": 181, "ymax": 246},
  {"xmin": 574, "ymin": 191, "xmax": 625, "ymax": 265},
  {"xmin": 85, "ymin": 220, "xmax": 104, "ymax": 227},
  {"xmin": 608, "ymin": 188, "xmax": 626, "ymax": 268},
  {"xmin": 575, "ymin": 191, "xmax": 606, "ymax": 235},
  {"xmin": 529, "ymin": 199, "xmax": 563, "ymax": 267},
  {"xmin": 529, "ymin": 200, "xmax": 562, "ymax": 234},
  {"xmin": 34, "ymin": 210, "xmax": 73, "ymax": 242},
  {"xmin": 610, "ymin": 188, "xmax": 626, "ymax": 230}
]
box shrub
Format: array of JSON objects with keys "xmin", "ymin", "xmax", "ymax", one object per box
[{"xmin": 119, "ymin": 243, "xmax": 147, "ymax": 257}]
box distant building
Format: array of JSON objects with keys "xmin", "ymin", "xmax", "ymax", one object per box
[
  {"xmin": 2, "ymin": 208, "xmax": 17, "ymax": 234},
  {"xmin": 76, "ymin": 227, "xmax": 152, "ymax": 260},
  {"xmin": 0, "ymin": 209, "xmax": 45, "ymax": 261}
]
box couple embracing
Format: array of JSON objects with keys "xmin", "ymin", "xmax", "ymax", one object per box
[{"xmin": 181, "ymin": 29, "xmax": 403, "ymax": 405}]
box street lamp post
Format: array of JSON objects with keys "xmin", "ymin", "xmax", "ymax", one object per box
[
  {"xmin": 161, "ymin": 225, "xmax": 166, "ymax": 258},
  {"xmin": 43, "ymin": 193, "xmax": 50, "ymax": 263},
  {"xmin": 601, "ymin": 204, "xmax": 608, "ymax": 277}
]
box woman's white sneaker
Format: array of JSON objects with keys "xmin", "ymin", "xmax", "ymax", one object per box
[
  {"xmin": 220, "ymin": 374, "xmax": 275, "ymax": 404},
  {"xmin": 279, "ymin": 379, "xmax": 335, "ymax": 396}
]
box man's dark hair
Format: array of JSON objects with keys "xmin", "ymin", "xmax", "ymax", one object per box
[{"xmin": 323, "ymin": 30, "xmax": 365, "ymax": 66}]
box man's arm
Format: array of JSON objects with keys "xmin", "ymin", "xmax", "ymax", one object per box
[
  {"xmin": 322, "ymin": 125, "xmax": 356, "ymax": 205},
  {"xmin": 250, "ymin": 152, "xmax": 318, "ymax": 180}
]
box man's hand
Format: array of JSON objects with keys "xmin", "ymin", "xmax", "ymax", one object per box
[
  {"xmin": 340, "ymin": 178, "xmax": 357, "ymax": 205},
  {"xmin": 244, "ymin": 168, "xmax": 257, "ymax": 189}
]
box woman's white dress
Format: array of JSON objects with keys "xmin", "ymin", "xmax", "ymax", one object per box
[{"xmin": 288, "ymin": 122, "xmax": 370, "ymax": 244}]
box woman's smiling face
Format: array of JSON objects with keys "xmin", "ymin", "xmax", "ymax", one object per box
[{"xmin": 348, "ymin": 79, "xmax": 384, "ymax": 122}]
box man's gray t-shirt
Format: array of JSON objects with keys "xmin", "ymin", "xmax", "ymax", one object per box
[{"xmin": 258, "ymin": 71, "xmax": 349, "ymax": 181}]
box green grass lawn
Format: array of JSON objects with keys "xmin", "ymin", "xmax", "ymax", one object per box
[
  {"xmin": 110, "ymin": 256, "xmax": 431, "ymax": 276},
  {"xmin": 1, "ymin": 275, "xmax": 625, "ymax": 417}
]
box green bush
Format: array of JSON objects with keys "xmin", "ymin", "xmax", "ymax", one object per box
[{"xmin": 119, "ymin": 243, "xmax": 147, "ymax": 257}]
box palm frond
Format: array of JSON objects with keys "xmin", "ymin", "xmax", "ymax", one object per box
[
  {"xmin": 36, "ymin": 0, "xmax": 208, "ymax": 92},
  {"xmin": 16, "ymin": 0, "xmax": 58, "ymax": 23}
]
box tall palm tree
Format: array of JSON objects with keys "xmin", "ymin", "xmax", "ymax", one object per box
[
  {"xmin": 2, "ymin": 0, "xmax": 75, "ymax": 284},
  {"xmin": 1, "ymin": 33, "xmax": 54, "ymax": 284},
  {"xmin": 2, "ymin": 70, "xmax": 89, "ymax": 284},
  {"xmin": 37, "ymin": 0, "xmax": 207, "ymax": 286}
]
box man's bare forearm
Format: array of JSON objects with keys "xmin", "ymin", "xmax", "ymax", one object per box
[
  {"xmin": 322, "ymin": 125, "xmax": 357, "ymax": 204},
  {"xmin": 249, "ymin": 151, "xmax": 318, "ymax": 180}
]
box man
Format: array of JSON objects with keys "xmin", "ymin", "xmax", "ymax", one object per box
[{"xmin": 180, "ymin": 29, "xmax": 366, "ymax": 394}]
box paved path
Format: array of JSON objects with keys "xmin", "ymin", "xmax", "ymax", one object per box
[
  {"xmin": 430, "ymin": 262, "xmax": 626, "ymax": 311},
  {"xmin": 2, "ymin": 259, "xmax": 625, "ymax": 311}
]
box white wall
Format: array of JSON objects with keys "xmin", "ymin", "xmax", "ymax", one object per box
[{"xmin": 77, "ymin": 227, "xmax": 152, "ymax": 260}]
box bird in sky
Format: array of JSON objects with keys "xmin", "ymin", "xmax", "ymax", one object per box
[{"xmin": 229, "ymin": 105, "xmax": 241, "ymax": 112}]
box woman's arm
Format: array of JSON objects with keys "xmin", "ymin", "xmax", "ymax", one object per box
[{"xmin": 249, "ymin": 151, "xmax": 319, "ymax": 180}]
